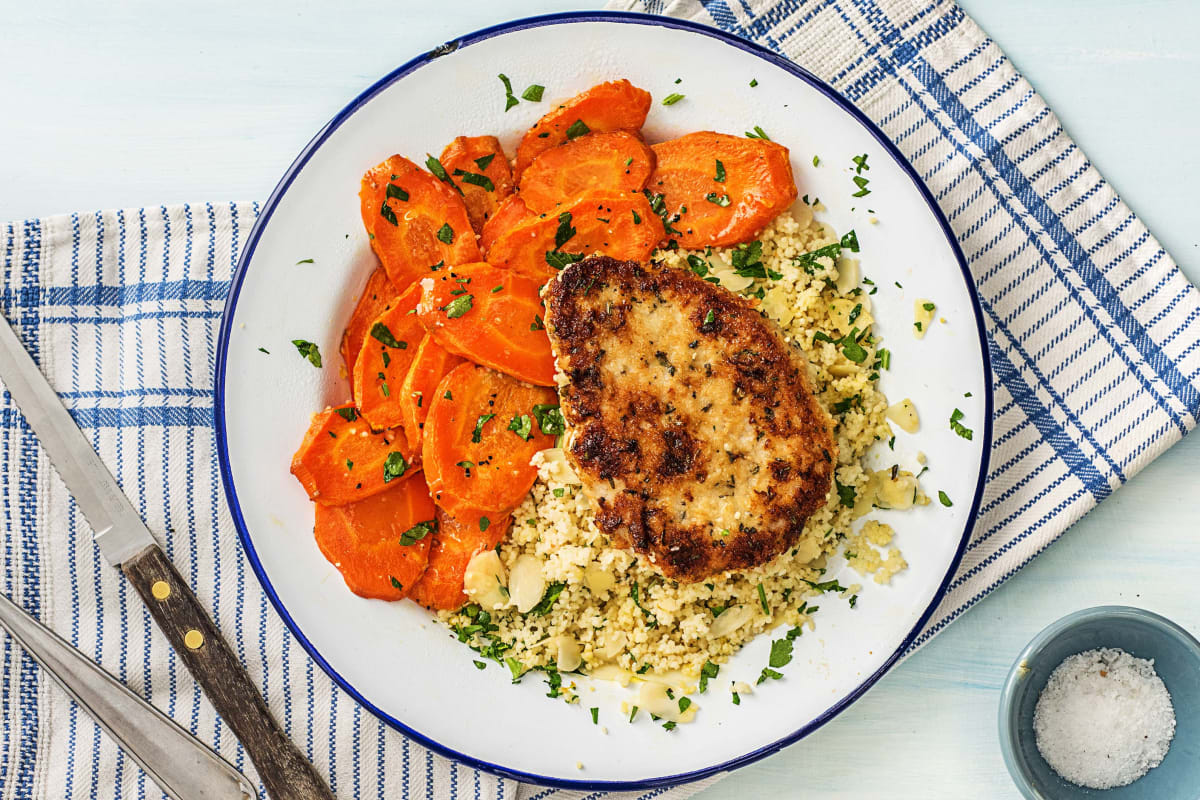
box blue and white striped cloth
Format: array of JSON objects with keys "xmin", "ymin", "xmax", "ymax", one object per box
[{"xmin": 2, "ymin": 0, "xmax": 1199, "ymax": 797}]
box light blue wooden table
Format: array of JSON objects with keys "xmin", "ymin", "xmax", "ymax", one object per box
[{"xmin": 2, "ymin": 2, "xmax": 1197, "ymax": 797}]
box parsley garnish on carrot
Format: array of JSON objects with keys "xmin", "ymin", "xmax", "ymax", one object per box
[{"xmin": 382, "ymin": 452, "xmax": 408, "ymax": 483}]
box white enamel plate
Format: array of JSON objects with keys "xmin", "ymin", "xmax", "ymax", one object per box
[{"xmin": 216, "ymin": 12, "xmax": 991, "ymax": 790}]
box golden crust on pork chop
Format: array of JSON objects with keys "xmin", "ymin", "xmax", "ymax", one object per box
[{"xmin": 543, "ymin": 256, "xmax": 836, "ymax": 582}]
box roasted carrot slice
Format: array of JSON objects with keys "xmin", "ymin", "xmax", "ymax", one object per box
[
  {"xmin": 485, "ymin": 191, "xmax": 665, "ymax": 283},
  {"xmin": 409, "ymin": 508, "xmax": 510, "ymax": 611},
  {"xmin": 422, "ymin": 363, "xmax": 558, "ymax": 517},
  {"xmin": 352, "ymin": 283, "xmax": 425, "ymax": 431},
  {"xmin": 647, "ymin": 131, "xmax": 798, "ymax": 249},
  {"xmin": 416, "ymin": 263, "xmax": 556, "ymax": 386},
  {"xmin": 438, "ymin": 136, "xmax": 514, "ymax": 236},
  {"xmin": 359, "ymin": 155, "xmax": 481, "ymax": 291},
  {"xmin": 519, "ymin": 130, "xmax": 655, "ymax": 214},
  {"xmin": 480, "ymin": 194, "xmax": 535, "ymax": 255},
  {"xmin": 291, "ymin": 403, "xmax": 418, "ymax": 506},
  {"xmin": 313, "ymin": 473, "xmax": 436, "ymax": 600},
  {"xmin": 513, "ymin": 80, "xmax": 652, "ymax": 179},
  {"xmin": 341, "ymin": 267, "xmax": 400, "ymax": 394},
  {"xmin": 397, "ymin": 333, "xmax": 466, "ymax": 452}
]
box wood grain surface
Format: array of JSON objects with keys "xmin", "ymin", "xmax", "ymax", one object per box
[{"xmin": 122, "ymin": 545, "xmax": 334, "ymax": 800}]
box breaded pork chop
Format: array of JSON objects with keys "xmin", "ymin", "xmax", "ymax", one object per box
[{"xmin": 543, "ymin": 256, "xmax": 836, "ymax": 582}]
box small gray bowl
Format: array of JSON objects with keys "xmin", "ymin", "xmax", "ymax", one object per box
[{"xmin": 999, "ymin": 606, "xmax": 1200, "ymax": 799}]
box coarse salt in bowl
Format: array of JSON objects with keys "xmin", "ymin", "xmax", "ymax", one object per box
[{"xmin": 999, "ymin": 606, "xmax": 1200, "ymax": 799}]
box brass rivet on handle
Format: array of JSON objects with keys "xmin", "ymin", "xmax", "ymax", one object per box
[
  {"xmin": 151, "ymin": 580, "xmax": 171, "ymax": 600},
  {"xmin": 184, "ymin": 629, "xmax": 204, "ymax": 650}
]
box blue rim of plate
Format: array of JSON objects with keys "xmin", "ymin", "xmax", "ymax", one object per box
[{"xmin": 215, "ymin": 9, "xmax": 994, "ymax": 791}]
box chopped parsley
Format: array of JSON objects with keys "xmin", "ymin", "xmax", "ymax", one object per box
[
  {"xmin": 474, "ymin": 153, "xmax": 496, "ymax": 171},
  {"xmin": 793, "ymin": 241, "xmax": 843, "ymax": 274},
  {"xmin": 370, "ymin": 322, "xmax": 405, "ymax": 349},
  {"xmin": 497, "ymin": 73, "xmax": 519, "ymax": 111},
  {"xmin": 385, "ymin": 183, "xmax": 409, "ymax": 202},
  {"xmin": 922, "ymin": 302, "xmax": 935, "ymax": 312},
  {"xmin": 456, "ymin": 460, "xmax": 474, "ymax": 477},
  {"xmin": 257, "ymin": 347, "xmax": 269, "ymax": 354},
  {"xmin": 840, "ymin": 229, "xmax": 860, "ymax": 253},
  {"xmin": 443, "ymin": 294, "xmax": 474, "ymax": 318},
  {"xmin": 678, "ymin": 697, "xmax": 692, "ymax": 714},
  {"xmin": 436, "ymin": 222, "xmax": 455, "ymax": 244},
  {"xmin": 565, "ymin": 119, "xmax": 590, "ymax": 139},
  {"xmin": 705, "ymin": 192, "xmax": 731, "ymax": 207},
  {"xmin": 835, "ymin": 478, "xmax": 856, "ymax": 508},
  {"xmin": 425, "ymin": 155, "xmax": 461, "ymax": 194},
  {"xmin": 452, "ymin": 169, "xmax": 495, "ymax": 192},
  {"xmin": 703, "ymin": 309, "xmax": 716, "ymax": 327},
  {"xmin": 841, "ymin": 328, "xmax": 868, "ymax": 363},
  {"xmin": 521, "ymin": 84, "xmax": 545, "ymax": 102},
  {"xmin": 769, "ymin": 637, "xmax": 794, "ymax": 668},
  {"xmin": 731, "ymin": 240, "xmax": 779, "ymax": 280},
  {"xmin": 291, "ymin": 339, "xmax": 322, "ymax": 368},
  {"xmin": 732, "ymin": 691, "xmax": 741, "ymax": 705},
  {"xmin": 334, "ymin": 407, "xmax": 359, "ymax": 422},
  {"xmin": 714, "ymin": 159, "xmax": 726, "ymax": 182},
  {"xmin": 545, "ymin": 250, "xmax": 584, "ymax": 270},
  {"xmin": 508, "ymin": 414, "xmax": 533, "ymax": 441},
  {"xmin": 757, "ymin": 582, "xmax": 770, "ymax": 615},
  {"xmin": 631, "ymin": 209, "xmax": 642, "ymax": 225},
  {"xmin": 399, "ymin": 519, "xmax": 436, "ymax": 546},
  {"xmin": 938, "ymin": 491, "xmax": 953, "ymax": 507},
  {"xmin": 686, "ymin": 254, "xmax": 710, "ymax": 277},
  {"xmin": 554, "ymin": 211, "xmax": 577, "ymax": 249},
  {"xmin": 812, "ymin": 155, "xmax": 820, "ymax": 167},
  {"xmin": 379, "ymin": 201, "xmax": 398, "ymax": 226},
  {"xmin": 295, "ymin": 258, "xmax": 314, "ymax": 265},
  {"xmin": 757, "ymin": 667, "xmax": 783, "ymax": 685},
  {"xmin": 630, "ymin": 582, "xmax": 659, "ymax": 628},
  {"xmin": 878, "ymin": 348, "xmax": 892, "ymax": 370},
  {"xmin": 479, "ymin": 517, "xmax": 491, "ymax": 532},
  {"xmin": 590, "ymin": 707, "xmax": 599, "ymax": 724},
  {"xmin": 390, "ymin": 576, "xmax": 403, "ymax": 591},
  {"xmin": 949, "ymin": 408, "xmax": 974, "ymax": 440},
  {"xmin": 745, "ymin": 125, "xmax": 771, "ymax": 140},
  {"xmin": 749, "ymin": 78, "xmax": 758, "ymax": 87},
  {"xmin": 532, "ymin": 404, "xmax": 565, "ymax": 436},
  {"xmin": 471, "ymin": 413, "xmax": 495, "ymax": 443},
  {"xmin": 699, "ymin": 661, "xmax": 719, "ymax": 693},
  {"xmin": 382, "ymin": 452, "xmax": 408, "ymax": 483},
  {"xmin": 661, "ymin": 93, "xmax": 685, "ymax": 106},
  {"xmin": 528, "ymin": 582, "xmax": 566, "ymax": 616}
]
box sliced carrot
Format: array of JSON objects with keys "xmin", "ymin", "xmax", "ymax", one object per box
[
  {"xmin": 416, "ymin": 263, "xmax": 556, "ymax": 386},
  {"xmin": 514, "ymin": 80, "xmax": 652, "ymax": 179},
  {"xmin": 396, "ymin": 333, "xmax": 466, "ymax": 452},
  {"xmin": 438, "ymin": 136, "xmax": 514, "ymax": 236},
  {"xmin": 341, "ymin": 267, "xmax": 400, "ymax": 395},
  {"xmin": 647, "ymin": 131, "xmax": 798, "ymax": 249},
  {"xmin": 518, "ymin": 130, "xmax": 655, "ymax": 214},
  {"xmin": 352, "ymin": 283, "xmax": 425, "ymax": 431},
  {"xmin": 290, "ymin": 403, "xmax": 418, "ymax": 506},
  {"xmin": 313, "ymin": 473, "xmax": 436, "ymax": 600},
  {"xmin": 485, "ymin": 191, "xmax": 664, "ymax": 283},
  {"xmin": 409, "ymin": 508, "xmax": 510, "ymax": 611},
  {"xmin": 359, "ymin": 154, "xmax": 481, "ymax": 291},
  {"xmin": 480, "ymin": 194, "xmax": 535, "ymax": 255},
  {"xmin": 422, "ymin": 363, "xmax": 557, "ymax": 518}
]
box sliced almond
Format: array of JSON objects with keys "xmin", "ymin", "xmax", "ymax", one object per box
[
  {"xmin": 508, "ymin": 554, "xmax": 546, "ymax": 613},
  {"xmin": 463, "ymin": 550, "xmax": 508, "ymax": 611}
]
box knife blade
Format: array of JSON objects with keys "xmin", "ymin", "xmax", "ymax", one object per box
[{"xmin": 0, "ymin": 313, "xmax": 334, "ymax": 800}]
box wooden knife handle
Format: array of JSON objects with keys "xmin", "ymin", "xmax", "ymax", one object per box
[{"xmin": 123, "ymin": 545, "xmax": 334, "ymax": 800}]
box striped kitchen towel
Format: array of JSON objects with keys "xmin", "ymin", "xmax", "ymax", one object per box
[{"xmin": 2, "ymin": 2, "xmax": 1199, "ymax": 800}]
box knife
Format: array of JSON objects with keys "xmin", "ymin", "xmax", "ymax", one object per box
[{"xmin": 0, "ymin": 313, "xmax": 335, "ymax": 800}]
